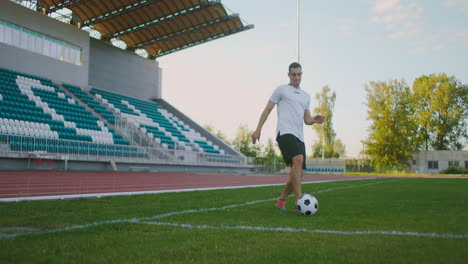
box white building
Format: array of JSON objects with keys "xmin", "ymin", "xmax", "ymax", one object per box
[{"xmin": 411, "ymin": 151, "xmax": 468, "ymax": 174}]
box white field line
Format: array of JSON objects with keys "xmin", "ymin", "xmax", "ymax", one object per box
[
  {"xmin": 0, "ymin": 184, "xmax": 286, "ymax": 202},
  {"xmin": 140, "ymin": 221, "xmax": 468, "ymax": 240},
  {"xmin": 2, "ymin": 179, "xmax": 466, "ymax": 240},
  {"xmin": 140, "ymin": 180, "xmax": 393, "ymax": 220}
]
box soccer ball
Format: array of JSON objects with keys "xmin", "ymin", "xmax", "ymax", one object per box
[{"xmin": 297, "ymin": 194, "xmax": 318, "ymax": 216}]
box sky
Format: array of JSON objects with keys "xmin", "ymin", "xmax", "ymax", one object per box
[{"xmin": 158, "ymin": 0, "xmax": 468, "ymax": 158}]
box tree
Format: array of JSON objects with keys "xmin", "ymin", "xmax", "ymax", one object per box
[
  {"xmin": 254, "ymin": 138, "xmax": 285, "ymax": 172},
  {"xmin": 333, "ymin": 138, "xmax": 346, "ymax": 158},
  {"xmin": 231, "ymin": 124, "xmax": 261, "ymax": 157},
  {"xmin": 229, "ymin": 124, "xmax": 285, "ymax": 172},
  {"xmin": 204, "ymin": 124, "xmax": 229, "ymax": 143},
  {"xmin": 205, "ymin": 124, "xmax": 284, "ymax": 172},
  {"xmin": 412, "ymin": 74, "xmax": 468, "ymax": 150},
  {"xmin": 362, "ymin": 79, "xmax": 419, "ymax": 171},
  {"xmin": 262, "ymin": 138, "xmax": 278, "ymax": 160},
  {"xmin": 311, "ymin": 86, "xmax": 346, "ymax": 158}
]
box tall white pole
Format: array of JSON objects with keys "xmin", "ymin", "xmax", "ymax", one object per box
[{"xmin": 296, "ymin": 0, "xmax": 300, "ymax": 63}]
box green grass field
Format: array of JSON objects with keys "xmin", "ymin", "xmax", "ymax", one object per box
[{"xmin": 1, "ymin": 177, "xmax": 468, "ymax": 263}]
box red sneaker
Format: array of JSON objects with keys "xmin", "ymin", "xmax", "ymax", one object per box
[{"xmin": 276, "ymin": 199, "xmax": 286, "ymax": 210}]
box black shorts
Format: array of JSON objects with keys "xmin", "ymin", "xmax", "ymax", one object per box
[{"xmin": 276, "ymin": 133, "xmax": 306, "ymax": 170}]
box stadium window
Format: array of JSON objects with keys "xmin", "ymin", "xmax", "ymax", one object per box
[
  {"xmin": 0, "ymin": 22, "xmax": 4, "ymax": 43},
  {"xmin": 0, "ymin": 23, "xmax": 3, "ymax": 40},
  {"xmin": 448, "ymin": 161, "xmax": 459, "ymax": 167},
  {"xmin": 4, "ymin": 25, "xmax": 13, "ymax": 45},
  {"xmin": 412, "ymin": 160, "xmax": 416, "ymax": 165},
  {"xmin": 20, "ymin": 29, "xmax": 28, "ymax": 49},
  {"xmin": 70, "ymin": 48, "xmax": 76, "ymax": 64},
  {"xmin": 63, "ymin": 46, "xmax": 69, "ymax": 62},
  {"xmin": 72, "ymin": 48, "xmax": 81, "ymax": 65},
  {"xmin": 428, "ymin": 160, "xmax": 438, "ymax": 169},
  {"xmin": 57, "ymin": 43, "xmax": 64, "ymax": 61},
  {"xmin": 0, "ymin": 20, "xmax": 82, "ymax": 66},
  {"xmin": 12, "ymin": 26, "xmax": 20, "ymax": 47},
  {"xmin": 43, "ymin": 38, "xmax": 50, "ymax": 56},
  {"xmin": 51, "ymin": 41, "xmax": 57, "ymax": 59},
  {"xmin": 35, "ymin": 34, "xmax": 42, "ymax": 53},
  {"xmin": 465, "ymin": 161, "xmax": 468, "ymax": 170},
  {"xmin": 28, "ymin": 32, "xmax": 36, "ymax": 51}
]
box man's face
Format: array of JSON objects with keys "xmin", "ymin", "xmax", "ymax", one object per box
[{"xmin": 288, "ymin": 67, "xmax": 302, "ymax": 88}]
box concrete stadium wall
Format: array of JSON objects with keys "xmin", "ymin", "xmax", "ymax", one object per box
[
  {"xmin": 0, "ymin": 157, "xmax": 253, "ymax": 174},
  {"xmin": 0, "ymin": 0, "xmax": 90, "ymax": 87},
  {"xmin": 306, "ymin": 158, "xmax": 346, "ymax": 172},
  {"xmin": 88, "ymin": 38, "xmax": 162, "ymax": 100}
]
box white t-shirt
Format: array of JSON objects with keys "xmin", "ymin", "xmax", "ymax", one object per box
[{"xmin": 269, "ymin": 84, "xmax": 310, "ymax": 142}]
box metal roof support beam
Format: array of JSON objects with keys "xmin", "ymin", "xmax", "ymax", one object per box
[
  {"xmin": 36, "ymin": 0, "xmax": 47, "ymax": 13},
  {"xmin": 104, "ymin": 2, "xmax": 221, "ymax": 40},
  {"xmin": 82, "ymin": 0, "xmax": 164, "ymax": 27},
  {"xmin": 132, "ymin": 14, "xmax": 240, "ymax": 49},
  {"xmin": 46, "ymin": 0, "xmax": 88, "ymax": 14}
]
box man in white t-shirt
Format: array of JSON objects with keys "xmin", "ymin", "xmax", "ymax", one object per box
[{"xmin": 252, "ymin": 62, "xmax": 325, "ymax": 211}]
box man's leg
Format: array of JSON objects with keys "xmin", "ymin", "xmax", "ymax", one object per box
[
  {"xmin": 279, "ymin": 181, "xmax": 292, "ymax": 200},
  {"xmin": 289, "ymin": 154, "xmax": 304, "ymax": 200},
  {"xmin": 279, "ymin": 154, "xmax": 303, "ymax": 201}
]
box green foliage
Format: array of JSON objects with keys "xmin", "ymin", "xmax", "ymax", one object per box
[
  {"xmin": 204, "ymin": 124, "xmax": 229, "ymax": 143},
  {"xmin": 412, "ymin": 74, "xmax": 468, "ymax": 151},
  {"xmin": 205, "ymin": 124, "xmax": 284, "ymax": 172},
  {"xmin": 363, "ymin": 79, "xmax": 418, "ymax": 171},
  {"xmin": 363, "ymin": 74, "xmax": 467, "ymax": 171},
  {"xmin": 440, "ymin": 166, "xmax": 467, "ymax": 175},
  {"xmin": 311, "ymin": 138, "xmax": 346, "ymax": 158},
  {"xmin": 251, "ymin": 137, "xmax": 286, "ymax": 173},
  {"xmin": 230, "ymin": 124, "xmax": 261, "ymax": 157},
  {"xmin": 312, "ymin": 86, "xmax": 346, "ymax": 158},
  {"xmin": 253, "ymin": 138, "xmax": 286, "ymax": 173}
]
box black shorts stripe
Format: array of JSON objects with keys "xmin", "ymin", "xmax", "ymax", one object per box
[{"xmin": 276, "ymin": 133, "xmax": 306, "ymax": 170}]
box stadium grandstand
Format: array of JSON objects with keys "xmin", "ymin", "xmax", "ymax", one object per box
[{"xmin": 0, "ymin": 0, "xmax": 254, "ymax": 173}]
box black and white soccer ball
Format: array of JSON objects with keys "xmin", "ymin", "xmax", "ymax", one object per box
[{"xmin": 297, "ymin": 194, "xmax": 318, "ymax": 216}]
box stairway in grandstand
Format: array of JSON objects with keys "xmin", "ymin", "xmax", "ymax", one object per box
[
  {"xmin": 0, "ymin": 68, "xmax": 146, "ymax": 158},
  {"xmin": 62, "ymin": 83, "xmax": 163, "ymax": 159}
]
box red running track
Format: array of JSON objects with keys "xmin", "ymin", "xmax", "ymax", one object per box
[{"xmin": 0, "ymin": 171, "xmax": 376, "ymax": 201}]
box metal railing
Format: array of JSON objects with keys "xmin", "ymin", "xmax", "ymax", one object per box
[{"xmin": 0, "ymin": 133, "xmax": 248, "ymax": 167}]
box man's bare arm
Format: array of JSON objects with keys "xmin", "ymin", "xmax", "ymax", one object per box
[
  {"xmin": 304, "ymin": 109, "xmax": 326, "ymax": 125},
  {"xmin": 252, "ymin": 100, "xmax": 276, "ymax": 144}
]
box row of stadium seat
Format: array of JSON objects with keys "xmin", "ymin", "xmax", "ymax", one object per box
[
  {"xmin": 0, "ymin": 67, "xmax": 137, "ymax": 157},
  {"xmin": 90, "ymin": 88, "xmax": 224, "ymax": 154},
  {"xmin": 1, "ymin": 67, "xmax": 234, "ymax": 161},
  {"xmin": 1, "ymin": 68, "xmax": 130, "ymax": 145},
  {"xmin": 0, "ymin": 118, "xmax": 58, "ymax": 139},
  {"xmin": 63, "ymin": 84, "xmax": 117, "ymax": 124}
]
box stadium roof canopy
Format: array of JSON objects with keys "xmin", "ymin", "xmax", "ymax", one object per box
[{"xmin": 28, "ymin": 0, "xmax": 253, "ymax": 58}]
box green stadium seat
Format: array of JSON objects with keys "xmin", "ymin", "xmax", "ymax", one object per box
[
  {"xmin": 0, "ymin": 67, "xmax": 144, "ymax": 158},
  {"xmin": 90, "ymin": 88, "xmax": 223, "ymax": 154}
]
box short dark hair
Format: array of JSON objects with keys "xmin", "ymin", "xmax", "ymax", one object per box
[{"xmin": 289, "ymin": 62, "xmax": 302, "ymax": 73}]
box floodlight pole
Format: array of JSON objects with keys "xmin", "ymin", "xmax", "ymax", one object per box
[{"xmin": 296, "ymin": 0, "xmax": 300, "ymax": 63}]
